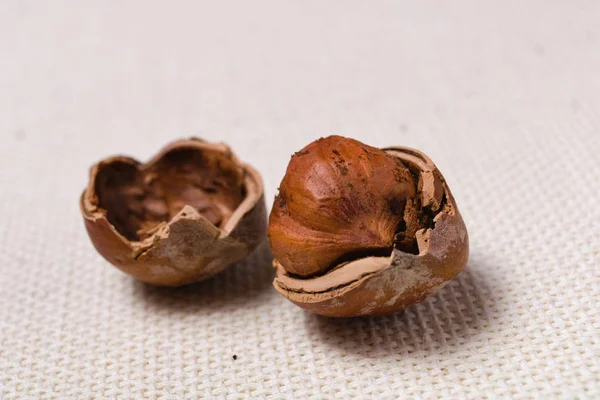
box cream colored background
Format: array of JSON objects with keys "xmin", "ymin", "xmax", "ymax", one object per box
[{"xmin": 1, "ymin": 1, "xmax": 599, "ymax": 398}]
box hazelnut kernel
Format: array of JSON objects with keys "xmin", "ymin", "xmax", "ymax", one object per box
[{"xmin": 269, "ymin": 135, "xmax": 469, "ymax": 317}]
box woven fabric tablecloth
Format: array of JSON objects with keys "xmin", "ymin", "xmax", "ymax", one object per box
[{"xmin": 1, "ymin": 1, "xmax": 599, "ymax": 398}]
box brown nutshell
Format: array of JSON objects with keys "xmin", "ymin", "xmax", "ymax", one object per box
[
  {"xmin": 80, "ymin": 138, "xmax": 267, "ymax": 286},
  {"xmin": 269, "ymin": 136, "xmax": 469, "ymax": 317}
]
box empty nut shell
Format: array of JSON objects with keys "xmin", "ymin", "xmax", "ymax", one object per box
[
  {"xmin": 269, "ymin": 136, "xmax": 469, "ymax": 317},
  {"xmin": 80, "ymin": 138, "xmax": 267, "ymax": 286}
]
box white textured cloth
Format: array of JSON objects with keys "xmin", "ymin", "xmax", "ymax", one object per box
[{"xmin": 1, "ymin": 1, "xmax": 599, "ymax": 398}]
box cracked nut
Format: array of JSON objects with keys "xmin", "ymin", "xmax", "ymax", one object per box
[
  {"xmin": 269, "ymin": 136, "xmax": 469, "ymax": 317},
  {"xmin": 80, "ymin": 138, "xmax": 267, "ymax": 286}
]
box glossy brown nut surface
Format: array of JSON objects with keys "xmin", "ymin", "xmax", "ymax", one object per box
[
  {"xmin": 269, "ymin": 136, "xmax": 468, "ymax": 317},
  {"xmin": 80, "ymin": 138, "xmax": 267, "ymax": 286}
]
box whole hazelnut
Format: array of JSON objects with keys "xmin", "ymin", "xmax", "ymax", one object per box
[
  {"xmin": 269, "ymin": 136, "xmax": 469, "ymax": 317},
  {"xmin": 80, "ymin": 138, "xmax": 267, "ymax": 286}
]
